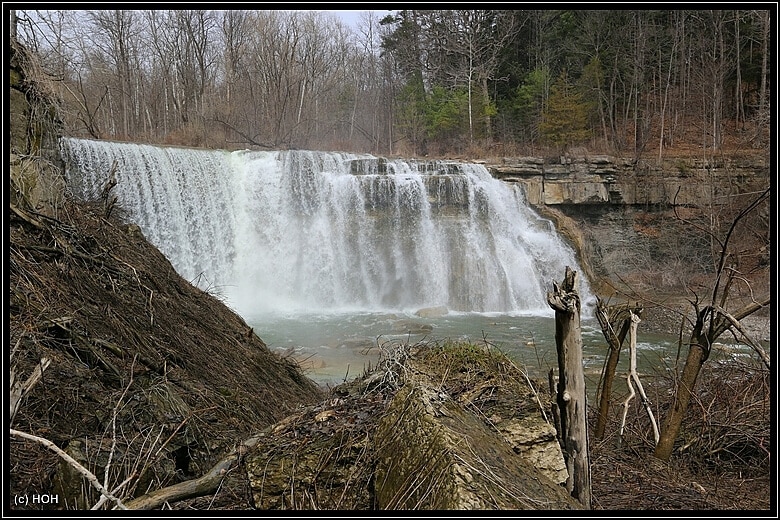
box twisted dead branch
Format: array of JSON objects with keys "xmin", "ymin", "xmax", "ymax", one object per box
[
  {"xmin": 123, "ymin": 431, "xmax": 265, "ymax": 510},
  {"xmin": 617, "ymin": 312, "xmax": 659, "ymax": 446}
]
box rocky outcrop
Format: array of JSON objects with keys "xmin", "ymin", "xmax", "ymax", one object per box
[
  {"xmin": 374, "ymin": 383, "xmax": 576, "ymax": 509},
  {"xmin": 490, "ymin": 154, "xmax": 768, "ymax": 207},
  {"xmin": 245, "ymin": 342, "xmax": 581, "ymax": 510},
  {"xmin": 488, "ymin": 153, "xmax": 769, "ymax": 295},
  {"xmin": 9, "ymin": 39, "xmax": 65, "ymax": 215}
]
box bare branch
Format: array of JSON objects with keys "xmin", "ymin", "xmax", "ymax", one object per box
[
  {"xmin": 708, "ymin": 187, "xmax": 770, "ymax": 314},
  {"xmin": 673, "ymin": 186, "xmax": 722, "ymax": 250},
  {"xmin": 9, "ymin": 428, "xmax": 128, "ymax": 510},
  {"xmin": 10, "ymin": 357, "xmax": 51, "ymax": 425},
  {"xmin": 710, "ymin": 304, "xmax": 770, "ymax": 370},
  {"xmin": 102, "ymin": 355, "xmax": 136, "ymax": 497},
  {"xmin": 123, "ymin": 430, "xmax": 266, "ymax": 510}
]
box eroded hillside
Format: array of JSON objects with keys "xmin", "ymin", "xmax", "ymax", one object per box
[{"xmin": 9, "ymin": 194, "xmax": 325, "ymax": 509}]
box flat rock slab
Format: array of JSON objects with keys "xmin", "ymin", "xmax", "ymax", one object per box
[
  {"xmin": 374, "ymin": 382, "xmax": 580, "ymax": 510},
  {"xmin": 244, "ymin": 342, "xmax": 582, "ymax": 510}
]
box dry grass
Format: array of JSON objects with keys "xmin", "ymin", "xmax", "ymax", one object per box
[
  {"xmin": 9, "ymin": 198, "xmax": 323, "ymax": 511},
  {"xmin": 590, "ymin": 361, "xmax": 771, "ymax": 510}
]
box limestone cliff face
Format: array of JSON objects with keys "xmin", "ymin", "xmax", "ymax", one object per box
[
  {"xmin": 488, "ymin": 154, "xmax": 770, "ymax": 295},
  {"xmin": 9, "ymin": 39, "xmax": 65, "ymax": 215},
  {"xmin": 489, "ymin": 154, "xmax": 768, "ymax": 207}
]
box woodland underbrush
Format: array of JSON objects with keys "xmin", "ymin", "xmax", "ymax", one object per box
[{"xmin": 590, "ymin": 359, "xmax": 770, "ymax": 510}]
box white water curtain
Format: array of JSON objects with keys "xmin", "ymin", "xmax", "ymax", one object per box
[{"xmin": 61, "ymin": 138, "xmax": 591, "ymax": 316}]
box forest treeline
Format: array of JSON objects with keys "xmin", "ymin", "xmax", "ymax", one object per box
[{"xmin": 12, "ymin": 9, "xmax": 771, "ymax": 157}]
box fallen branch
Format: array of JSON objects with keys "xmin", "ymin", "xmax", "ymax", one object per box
[
  {"xmin": 10, "ymin": 428, "xmax": 128, "ymax": 510},
  {"xmin": 10, "ymin": 202, "xmax": 45, "ymax": 228},
  {"xmin": 91, "ymin": 473, "xmax": 136, "ymax": 510},
  {"xmin": 123, "ymin": 431, "xmax": 266, "ymax": 510},
  {"xmin": 10, "ymin": 357, "xmax": 51, "ymax": 425},
  {"xmin": 10, "ymin": 203, "xmax": 110, "ymax": 266}
]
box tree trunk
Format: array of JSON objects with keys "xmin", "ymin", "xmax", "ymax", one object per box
[
  {"xmin": 653, "ymin": 331, "xmax": 707, "ymax": 460},
  {"xmin": 654, "ymin": 296, "xmax": 769, "ymax": 461},
  {"xmin": 594, "ymin": 300, "xmax": 637, "ymax": 440},
  {"xmin": 482, "ymin": 76, "xmax": 492, "ymax": 140},
  {"xmin": 547, "ymin": 266, "xmax": 591, "ymax": 509},
  {"xmin": 734, "ymin": 13, "xmax": 743, "ymax": 127},
  {"xmin": 758, "ymin": 10, "xmax": 769, "ymax": 117}
]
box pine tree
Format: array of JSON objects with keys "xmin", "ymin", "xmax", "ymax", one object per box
[{"xmin": 539, "ymin": 70, "xmax": 591, "ymax": 151}]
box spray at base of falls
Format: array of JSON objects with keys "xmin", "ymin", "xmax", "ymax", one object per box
[{"xmin": 61, "ymin": 138, "xmax": 593, "ymax": 317}]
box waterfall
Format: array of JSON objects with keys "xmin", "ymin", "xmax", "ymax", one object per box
[{"xmin": 60, "ymin": 138, "xmax": 591, "ymax": 316}]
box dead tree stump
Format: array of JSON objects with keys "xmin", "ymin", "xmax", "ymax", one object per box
[
  {"xmin": 547, "ymin": 266, "xmax": 591, "ymax": 509},
  {"xmin": 593, "ymin": 298, "xmax": 643, "ymax": 440}
]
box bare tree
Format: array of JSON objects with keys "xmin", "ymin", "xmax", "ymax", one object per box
[
  {"xmin": 442, "ymin": 10, "xmax": 522, "ymax": 142},
  {"xmin": 753, "ymin": 9, "xmax": 770, "ymax": 147},
  {"xmin": 593, "ymin": 298, "xmax": 642, "ymax": 440},
  {"xmin": 14, "ymin": 9, "xmax": 771, "ymax": 154},
  {"xmin": 654, "ymin": 187, "xmax": 770, "ymax": 460},
  {"xmin": 220, "ymin": 9, "xmax": 250, "ymax": 107},
  {"xmin": 88, "ymin": 10, "xmax": 141, "ymax": 138}
]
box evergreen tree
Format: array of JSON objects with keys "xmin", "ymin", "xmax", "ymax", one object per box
[
  {"xmin": 424, "ymin": 86, "xmax": 469, "ymax": 144},
  {"xmin": 512, "ymin": 65, "xmax": 551, "ymax": 144},
  {"xmin": 539, "ymin": 70, "xmax": 591, "ymax": 151}
]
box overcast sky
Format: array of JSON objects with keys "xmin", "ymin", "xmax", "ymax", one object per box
[
  {"xmin": 323, "ymin": 9, "xmax": 394, "ymax": 30},
  {"xmin": 327, "ymin": 10, "xmax": 364, "ymax": 27}
]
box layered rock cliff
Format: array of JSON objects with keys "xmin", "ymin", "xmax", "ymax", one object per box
[
  {"xmin": 487, "ymin": 154, "xmax": 770, "ymax": 296},
  {"xmin": 9, "ymin": 40, "xmax": 65, "ymax": 215},
  {"xmin": 489, "ymin": 154, "xmax": 768, "ymax": 206}
]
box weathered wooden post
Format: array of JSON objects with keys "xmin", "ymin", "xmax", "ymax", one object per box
[{"xmin": 547, "ymin": 266, "xmax": 591, "ymax": 509}]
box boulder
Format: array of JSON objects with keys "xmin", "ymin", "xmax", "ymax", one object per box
[
  {"xmin": 373, "ymin": 382, "xmax": 578, "ymax": 509},
  {"xmin": 414, "ymin": 306, "xmax": 449, "ymax": 318},
  {"xmin": 394, "ymin": 320, "xmax": 434, "ymax": 335}
]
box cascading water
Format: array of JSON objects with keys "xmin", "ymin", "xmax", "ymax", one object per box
[
  {"xmin": 61, "ymin": 137, "xmax": 723, "ymax": 386},
  {"xmin": 60, "ymin": 137, "xmax": 592, "ymax": 318}
]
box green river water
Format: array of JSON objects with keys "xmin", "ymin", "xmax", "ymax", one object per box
[{"xmin": 247, "ymin": 311, "xmax": 758, "ymax": 392}]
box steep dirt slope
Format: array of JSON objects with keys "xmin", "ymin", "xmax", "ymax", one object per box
[
  {"xmin": 9, "ymin": 198, "xmax": 324, "ymax": 509},
  {"xmin": 10, "ymin": 36, "xmax": 323, "ymax": 509}
]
